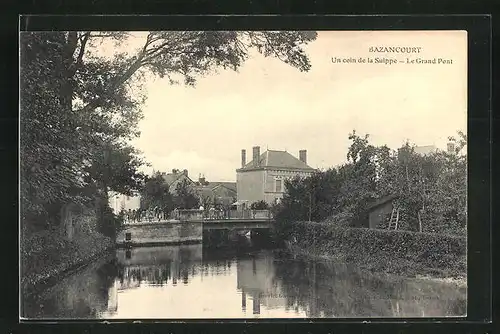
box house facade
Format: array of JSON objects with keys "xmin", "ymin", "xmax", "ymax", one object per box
[
  {"xmin": 109, "ymin": 192, "xmax": 141, "ymax": 214},
  {"xmin": 236, "ymin": 146, "xmax": 316, "ymax": 206}
]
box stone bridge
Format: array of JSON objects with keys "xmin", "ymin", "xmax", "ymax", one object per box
[{"xmin": 116, "ymin": 209, "xmax": 274, "ymax": 246}]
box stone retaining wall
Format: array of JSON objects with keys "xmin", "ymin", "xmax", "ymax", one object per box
[{"xmin": 116, "ymin": 221, "xmax": 203, "ymax": 245}]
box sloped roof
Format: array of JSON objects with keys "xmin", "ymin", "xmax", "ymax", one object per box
[
  {"xmin": 366, "ymin": 194, "xmax": 399, "ymax": 211},
  {"xmin": 162, "ymin": 172, "xmax": 194, "ymax": 186},
  {"xmin": 239, "ymin": 150, "xmax": 314, "ymax": 171},
  {"xmin": 209, "ymin": 182, "xmax": 237, "ymax": 193},
  {"xmin": 194, "ymin": 182, "xmax": 237, "ymax": 198},
  {"xmin": 195, "ymin": 186, "xmax": 215, "ymax": 199}
]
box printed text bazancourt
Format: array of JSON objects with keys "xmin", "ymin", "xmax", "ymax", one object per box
[{"xmin": 368, "ymin": 46, "xmax": 423, "ymax": 53}]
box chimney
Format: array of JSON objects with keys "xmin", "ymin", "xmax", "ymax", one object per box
[
  {"xmin": 299, "ymin": 150, "xmax": 307, "ymax": 164},
  {"xmin": 183, "ymin": 169, "xmax": 188, "ymax": 177},
  {"xmin": 253, "ymin": 146, "xmax": 260, "ymax": 166},
  {"xmin": 241, "ymin": 149, "xmax": 246, "ymax": 168},
  {"xmin": 447, "ymin": 142, "xmax": 455, "ymax": 154}
]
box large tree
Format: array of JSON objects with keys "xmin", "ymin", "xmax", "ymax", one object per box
[
  {"xmin": 20, "ymin": 32, "xmax": 89, "ymax": 227},
  {"xmin": 59, "ymin": 31, "xmax": 317, "ymax": 119},
  {"xmin": 275, "ymin": 169, "xmax": 341, "ymax": 224},
  {"xmin": 336, "ymin": 131, "xmax": 379, "ymax": 226},
  {"xmin": 174, "ymin": 180, "xmax": 200, "ymax": 210},
  {"xmin": 140, "ymin": 172, "xmax": 174, "ymax": 213},
  {"xmin": 20, "ymin": 31, "xmax": 318, "ymax": 227}
]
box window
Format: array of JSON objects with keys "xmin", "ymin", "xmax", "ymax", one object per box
[
  {"xmin": 275, "ymin": 179, "xmax": 283, "ymax": 193},
  {"xmin": 125, "ymin": 233, "xmax": 131, "ymax": 241}
]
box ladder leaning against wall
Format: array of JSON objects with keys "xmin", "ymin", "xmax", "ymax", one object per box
[{"xmin": 388, "ymin": 207, "xmax": 400, "ymax": 230}]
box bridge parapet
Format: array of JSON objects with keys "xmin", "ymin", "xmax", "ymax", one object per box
[
  {"xmin": 174, "ymin": 209, "xmax": 204, "ymax": 221},
  {"xmin": 175, "ymin": 209, "xmax": 273, "ymax": 221}
]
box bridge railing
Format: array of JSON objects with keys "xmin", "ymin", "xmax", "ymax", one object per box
[
  {"xmin": 174, "ymin": 209, "xmax": 273, "ymax": 221},
  {"xmin": 174, "ymin": 209, "xmax": 204, "ymax": 221}
]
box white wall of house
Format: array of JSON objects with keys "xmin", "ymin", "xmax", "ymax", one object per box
[
  {"xmin": 109, "ymin": 192, "xmax": 141, "ymax": 214},
  {"xmin": 237, "ymin": 168, "xmax": 314, "ymax": 205},
  {"xmin": 263, "ymin": 169, "xmax": 314, "ymax": 204},
  {"xmin": 237, "ymin": 170, "xmax": 265, "ymax": 204}
]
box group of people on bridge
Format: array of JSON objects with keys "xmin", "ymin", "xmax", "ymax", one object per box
[
  {"xmin": 122, "ymin": 207, "xmax": 169, "ymax": 223},
  {"xmin": 121, "ymin": 205, "xmax": 269, "ymax": 223},
  {"xmin": 198, "ymin": 205, "xmax": 231, "ymax": 220}
]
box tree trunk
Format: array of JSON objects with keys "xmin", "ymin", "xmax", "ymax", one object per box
[{"xmin": 418, "ymin": 209, "xmax": 423, "ymax": 232}]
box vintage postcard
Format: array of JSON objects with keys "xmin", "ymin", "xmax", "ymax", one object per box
[{"xmin": 20, "ymin": 30, "xmax": 467, "ymax": 319}]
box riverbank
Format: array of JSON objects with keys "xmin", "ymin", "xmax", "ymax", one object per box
[
  {"xmin": 21, "ymin": 228, "xmax": 115, "ymax": 296},
  {"xmin": 284, "ymin": 221, "xmax": 466, "ymax": 285}
]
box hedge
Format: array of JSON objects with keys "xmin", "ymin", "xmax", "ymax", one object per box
[{"xmin": 287, "ymin": 221, "xmax": 466, "ymax": 279}]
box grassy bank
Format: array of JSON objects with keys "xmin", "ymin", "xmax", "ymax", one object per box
[
  {"xmin": 285, "ymin": 221, "xmax": 466, "ymax": 282},
  {"xmin": 21, "ymin": 228, "xmax": 114, "ymax": 295}
]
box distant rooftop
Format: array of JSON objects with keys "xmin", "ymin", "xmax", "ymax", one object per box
[
  {"xmin": 413, "ymin": 145, "xmax": 438, "ymax": 155},
  {"xmin": 239, "ymin": 149, "xmax": 315, "ymax": 171},
  {"xmin": 161, "ymin": 170, "xmax": 193, "ymax": 186},
  {"xmin": 195, "ymin": 181, "xmax": 237, "ymax": 193}
]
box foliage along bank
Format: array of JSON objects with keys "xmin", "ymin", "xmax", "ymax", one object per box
[
  {"xmin": 285, "ymin": 221, "xmax": 466, "ymax": 280},
  {"xmin": 20, "ymin": 210, "xmax": 118, "ymax": 296},
  {"xmin": 273, "ymin": 131, "xmax": 467, "ymax": 236},
  {"xmin": 270, "ymin": 132, "xmax": 467, "ymax": 279}
]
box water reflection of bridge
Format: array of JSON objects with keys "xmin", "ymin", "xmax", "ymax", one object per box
[{"xmin": 111, "ymin": 245, "xmax": 293, "ymax": 316}]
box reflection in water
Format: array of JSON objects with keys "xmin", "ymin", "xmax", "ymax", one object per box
[
  {"xmin": 22, "ymin": 255, "xmax": 118, "ymax": 319},
  {"xmin": 23, "ymin": 240, "xmax": 466, "ymax": 319},
  {"xmin": 273, "ymin": 252, "xmax": 466, "ymax": 318}
]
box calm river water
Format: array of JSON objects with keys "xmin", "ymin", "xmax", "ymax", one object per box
[{"xmin": 22, "ymin": 237, "xmax": 466, "ymax": 319}]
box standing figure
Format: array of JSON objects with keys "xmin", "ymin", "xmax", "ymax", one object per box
[{"xmin": 199, "ymin": 205, "xmax": 204, "ymax": 219}]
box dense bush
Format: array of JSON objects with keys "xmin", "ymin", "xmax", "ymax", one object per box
[
  {"xmin": 322, "ymin": 210, "xmax": 354, "ymax": 227},
  {"xmin": 287, "ymin": 221, "xmax": 466, "ymax": 278},
  {"xmin": 251, "ymin": 200, "xmax": 270, "ymax": 210}
]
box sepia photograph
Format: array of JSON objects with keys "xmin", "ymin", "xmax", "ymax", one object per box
[{"xmin": 20, "ymin": 29, "xmax": 467, "ymax": 319}]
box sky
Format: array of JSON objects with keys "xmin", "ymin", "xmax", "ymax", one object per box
[{"xmin": 112, "ymin": 31, "xmax": 467, "ymax": 182}]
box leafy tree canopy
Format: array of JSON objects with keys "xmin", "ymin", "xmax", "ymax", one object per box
[
  {"xmin": 21, "ymin": 30, "xmax": 317, "ymax": 225},
  {"xmin": 274, "ymin": 130, "xmax": 467, "ymax": 235},
  {"xmin": 140, "ymin": 172, "xmax": 173, "ymax": 212}
]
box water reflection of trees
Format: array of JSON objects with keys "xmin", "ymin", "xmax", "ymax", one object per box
[
  {"xmin": 273, "ymin": 257, "xmax": 467, "ymax": 318},
  {"xmin": 24, "ymin": 246, "xmax": 467, "ymax": 319},
  {"xmin": 23, "ymin": 254, "xmax": 118, "ymax": 319}
]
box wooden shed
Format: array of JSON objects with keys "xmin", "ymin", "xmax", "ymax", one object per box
[{"xmin": 366, "ymin": 195, "xmax": 399, "ymax": 229}]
